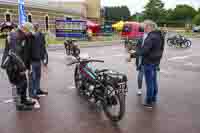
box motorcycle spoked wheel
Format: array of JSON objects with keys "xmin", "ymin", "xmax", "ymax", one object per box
[
  {"xmin": 184, "ymin": 40, "xmax": 192, "ymax": 48},
  {"xmin": 103, "ymin": 84, "xmax": 126, "ymax": 122},
  {"xmin": 74, "ymin": 65, "xmax": 84, "ymax": 95},
  {"xmin": 66, "ymin": 45, "xmax": 71, "ymax": 55},
  {"xmin": 167, "ymin": 39, "xmax": 174, "ymax": 47},
  {"xmin": 72, "ymin": 47, "xmax": 80, "ymax": 57}
]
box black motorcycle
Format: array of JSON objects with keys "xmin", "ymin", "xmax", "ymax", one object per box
[
  {"xmin": 64, "ymin": 39, "xmax": 80, "ymax": 57},
  {"xmin": 124, "ymin": 38, "xmax": 137, "ymax": 51},
  {"xmin": 167, "ymin": 35, "xmax": 192, "ymax": 48},
  {"xmin": 68, "ymin": 56, "xmax": 128, "ymax": 122}
]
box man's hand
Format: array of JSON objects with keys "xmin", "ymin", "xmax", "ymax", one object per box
[
  {"xmin": 0, "ymin": 63, "xmax": 5, "ymax": 69},
  {"xmin": 130, "ymin": 52, "xmax": 137, "ymax": 58},
  {"xmin": 42, "ymin": 64, "xmax": 48, "ymax": 73},
  {"xmin": 20, "ymin": 70, "xmax": 29, "ymax": 76}
]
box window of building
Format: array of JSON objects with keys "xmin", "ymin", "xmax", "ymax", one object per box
[
  {"xmin": 28, "ymin": 15, "xmax": 32, "ymax": 22},
  {"xmin": 66, "ymin": 17, "xmax": 72, "ymax": 20},
  {"xmin": 5, "ymin": 13, "xmax": 11, "ymax": 22},
  {"xmin": 45, "ymin": 16, "xmax": 49, "ymax": 31}
]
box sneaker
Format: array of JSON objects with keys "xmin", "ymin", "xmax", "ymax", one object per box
[
  {"xmin": 31, "ymin": 95, "xmax": 40, "ymax": 100},
  {"xmin": 16, "ymin": 104, "xmax": 34, "ymax": 111},
  {"xmin": 143, "ymin": 103, "xmax": 153, "ymax": 109},
  {"xmin": 31, "ymin": 99, "xmax": 41, "ymax": 109},
  {"xmin": 21, "ymin": 99, "xmax": 36, "ymax": 106},
  {"xmin": 137, "ymin": 90, "xmax": 142, "ymax": 96},
  {"xmin": 37, "ymin": 89, "xmax": 48, "ymax": 96}
]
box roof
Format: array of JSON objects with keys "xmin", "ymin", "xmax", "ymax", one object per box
[{"xmin": 0, "ymin": 0, "xmax": 86, "ymax": 16}]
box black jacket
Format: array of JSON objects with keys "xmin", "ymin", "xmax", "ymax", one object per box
[
  {"xmin": 135, "ymin": 30, "xmax": 165, "ymax": 65},
  {"xmin": 1, "ymin": 30, "xmax": 32, "ymax": 70},
  {"xmin": 31, "ymin": 32, "xmax": 47, "ymax": 62},
  {"xmin": 135, "ymin": 38, "xmax": 143, "ymax": 70},
  {"xmin": 1, "ymin": 30, "xmax": 32, "ymax": 84}
]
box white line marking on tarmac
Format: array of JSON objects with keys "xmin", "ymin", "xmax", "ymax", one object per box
[
  {"xmin": 2, "ymin": 99, "xmax": 14, "ymax": 104},
  {"xmin": 111, "ymin": 47, "xmax": 121, "ymax": 50},
  {"xmin": 68, "ymin": 86, "xmax": 76, "ymax": 90},
  {"xmin": 113, "ymin": 54, "xmax": 124, "ymax": 57},
  {"xmin": 160, "ymin": 70, "xmax": 171, "ymax": 75},
  {"xmin": 184, "ymin": 62, "xmax": 200, "ymax": 67},
  {"xmin": 97, "ymin": 54, "xmax": 126, "ymax": 59},
  {"xmin": 168, "ymin": 55, "xmax": 191, "ymax": 61}
]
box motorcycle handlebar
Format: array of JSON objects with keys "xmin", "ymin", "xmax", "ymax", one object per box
[{"xmin": 67, "ymin": 59, "xmax": 104, "ymax": 66}]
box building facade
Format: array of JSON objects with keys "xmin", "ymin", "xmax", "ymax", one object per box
[{"xmin": 0, "ymin": 0, "xmax": 101, "ymax": 32}]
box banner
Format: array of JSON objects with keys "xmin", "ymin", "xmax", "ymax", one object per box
[{"xmin": 18, "ymin": 0, "xmax": 27, "ymax": 25}]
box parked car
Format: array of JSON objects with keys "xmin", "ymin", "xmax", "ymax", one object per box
[
  {"xmin": 192, "ymin": 26, "xmax": 200, "ymax": 32},
  {"xmin": 121, "ymin": 22, "xmax": 144, "ymax": 40},
  {"xmin": 121, "ymin": 22, "xmax": 144, "ymax": 51}
]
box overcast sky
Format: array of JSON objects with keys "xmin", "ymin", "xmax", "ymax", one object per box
[{"xmin": 101, "ymin": 0, "xmax": 200, "ymax": 14}]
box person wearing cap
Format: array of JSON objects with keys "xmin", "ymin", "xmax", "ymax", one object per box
[
  {"xmin": 1, "ymin": 22, "xmax": 36, "ymax": 110},
  {"xmin": 29, "ymin": 23, "xmax": 48, "ymax": 99}
]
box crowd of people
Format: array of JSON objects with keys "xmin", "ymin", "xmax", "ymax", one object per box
[
  {"xmin": 0, "ymin": 19, "xmax": 164, "ymax": 111},
  {"xmin": 1, "ymin": 22, "xmax": 48, "ymax": 110}
]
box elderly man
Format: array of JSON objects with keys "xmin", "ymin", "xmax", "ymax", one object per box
[
  {"xmin": 30, "ymin": 24, "xmax": 48, "ymax": 100},
  {"xmin": 132, "ymin": 20, "xmax": 165, "ymax": 108}
]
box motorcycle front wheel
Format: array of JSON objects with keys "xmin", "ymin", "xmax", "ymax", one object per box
[
  {"xmin": 74, "ymin": 65, "xmax": 83, "ymax": 94},
  {"xmin": 167, "ymin": 39, "xmax": 174, "ymax": 47},
  {"xmin": 184, "ymin": 40, "xmax": 192, "ymax": 48},
  {"xmin": 103, "ymin": 85, "xmax": 126, "ymax": 122},
  {"xmin": 72, "ymin": 47, "xmax": 80, "ymax": 57}
]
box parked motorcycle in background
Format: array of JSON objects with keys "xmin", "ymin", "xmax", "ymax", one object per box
[
  {"xmin": 167, "ymin": 34, "xmax": 192, "ymax": 48},
  {"xmin": 64, "ymin": 39, "xmax": 80, "ymax": 57}
]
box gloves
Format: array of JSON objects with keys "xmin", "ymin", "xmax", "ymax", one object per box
[{"xmin": 130, "ymin": 52, "xmax": 137, "ymax": 58}]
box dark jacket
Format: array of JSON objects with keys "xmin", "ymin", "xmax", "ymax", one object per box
[
  {"xmin": 135, "ymin": 38, "xmax": 143, "ymax": 70},
  {"xmin": 135, "ymin": 30, "xmax": 165, "ymax": 65},
  {"xmin": 31, "ymin": 32, "xmax": 47, "ymax": 62},
  {"xmin": 1, "ymin": 30, "xmax": 32, "ymax": 70},
  {"xmin": 1, "ymin": 30, "xmax": 32, "ymax": 84}
]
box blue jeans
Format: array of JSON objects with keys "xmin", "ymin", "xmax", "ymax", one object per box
[
  {"xmin": 144, "ymin": 64, "xmax": 158, "ymax": 104},
  {"xmin": 137, "ymin": 66, "xmax": 144, "ymax": 89},
  {"xmin": 31, "ymin": 61, "xmax": 41, "ymax": 97}
]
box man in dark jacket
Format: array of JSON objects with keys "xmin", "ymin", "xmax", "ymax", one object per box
[
  {"xmin": 30, "ymin": 24, "xmax": 48, "ymax": 99},
  {"xmin": 1, "ymin": 22, "xmax": 36, "ymax": 110},
  {"xmin": 132, "ymin": 20, "xmax": 165, "ymax": 108}
]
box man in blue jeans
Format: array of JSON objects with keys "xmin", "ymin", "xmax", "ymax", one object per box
[
  {"xmin": 30, "ymin": 24, "xmax": 48, "ymax": 99},
  {"xmin": 132, "ymin": 20, "xmax": 165, "ymax": 108}
]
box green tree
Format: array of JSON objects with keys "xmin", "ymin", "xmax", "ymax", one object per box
[
  {"xmin": 104, "ymin": 6, "xmax": 130, "ymax": 21},
  {"xmin": 130, "ymin": 13, "xmax": 144, "ymax": 22},
  {"xmin": 143, "ymin": 0, "xmax": 165, "ymax": 22},
  {"xmin": 172, "ymin": 5, "xmax": 197, "ymax": 23},
  {"xmin": 193, "ymin": 14, "xmax": 200, "ymax": 25}
]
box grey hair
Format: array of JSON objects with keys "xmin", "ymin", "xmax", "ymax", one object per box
[{"xmin": 143, "ymin": 20, "xmax": 158, "ymax": 30}]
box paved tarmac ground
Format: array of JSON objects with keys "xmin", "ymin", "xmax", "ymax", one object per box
[{"xmin": 0, "ymin": 38, "xmax": 200, "ymax": 133}]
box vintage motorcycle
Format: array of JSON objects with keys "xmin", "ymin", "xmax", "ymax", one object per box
[
  {"xmin": 167, "ymin": 34, "xmax": 192, "ymax": 48},
  {"xmin": 68, "ymin": 55, "xmax": 128, "ymax": 122},
  {"xmin": 64, "ymin": 39, "xmax": 80, "ymax": 57}
]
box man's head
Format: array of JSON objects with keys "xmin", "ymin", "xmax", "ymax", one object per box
[
  {"xmin": 34, "ymin": 23, "xmax": 40, "ymax": 32},
  {"xmin": 142, "ymin": 20, "xmax": 158, "ymax": 33},
  {"xmin": 19, "ymin": 22, "xmax": 34, "ymax": 37}
]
